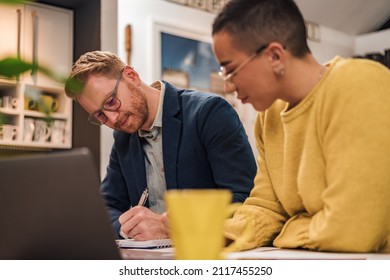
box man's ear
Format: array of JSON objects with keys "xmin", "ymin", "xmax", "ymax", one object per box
[{"xmin": 122, "ymin": 65, "xmax": 141, "ymax": 86}]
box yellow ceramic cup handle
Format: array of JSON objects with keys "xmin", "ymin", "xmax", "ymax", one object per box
[
  {"xmin": 52, "ymin": 99, "xmax": 59, "ymax": 112},
  {"xmin": 28, "ymin": 99, "xmax": 37, "ymax": 110}
]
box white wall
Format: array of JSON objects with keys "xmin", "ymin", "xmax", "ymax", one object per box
[
  {"xmin": 99, "ymin": 0, "xmax": 388, "ymax": 178},
  {"xmin": 354, "ymin": 28, "xmax": 390, "ymax": 54},
  {"xmin": 309, "ymin": 25, "xmax": 355, "ymax": 63}
]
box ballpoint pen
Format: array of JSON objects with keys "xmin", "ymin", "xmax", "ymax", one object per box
[{"xmin": 138, "ymin": 187, "xmax": 149, "ymax": 206}]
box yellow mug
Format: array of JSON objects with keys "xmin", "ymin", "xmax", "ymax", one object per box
[
  {"xmin": 165, "ymin": 189, "xmax": 247, "ymax": 260},
  {"xmin": 38, "ymin": 95, "xmax": 59, "ymax": 113}
]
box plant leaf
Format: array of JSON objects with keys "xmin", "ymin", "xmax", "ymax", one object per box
[
  {"xmin": 0, "ymin": 56, "xmax": 83, "ymax": 97},
  {"xmin": 0, "ymin": 57, "xmax": 37, "ymax": 78},
  {"xmin": 0, "ymin": 0, "xmax": 31, "ymax": 5},
  {"xmin": 64, "ymin": 78, "xmax": 84, "ymax": 95}
]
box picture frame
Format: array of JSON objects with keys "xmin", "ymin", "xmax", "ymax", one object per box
[
  {"xmin": 164, "ymin": 0, "xmax": 229, "ymax": 14},
  {"xmin": 151, "ymin": 20, "xmax": 224, "ymax": 95}
]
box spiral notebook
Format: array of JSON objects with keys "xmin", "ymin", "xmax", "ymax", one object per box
[{"xmin": 116, "ymin": 239, "xmax": 172, "ymax": 249}]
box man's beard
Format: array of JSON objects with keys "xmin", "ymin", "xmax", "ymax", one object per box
[{"xmin": 114, "ymin": 81, "xmax": 149, "ymax": 133}]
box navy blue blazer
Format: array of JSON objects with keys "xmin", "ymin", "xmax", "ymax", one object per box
[{"xmin": 101, "ymin": 82, "xmax": 256, "ymax": 236}]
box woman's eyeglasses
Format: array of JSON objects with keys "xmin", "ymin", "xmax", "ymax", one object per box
[{"xmin": 218, "ymin": 43, "xmax": 269, "ymax": 85}]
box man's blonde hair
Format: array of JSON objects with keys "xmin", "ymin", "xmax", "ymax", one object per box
[{"xmin": 65, "ymin": 51, "xmax": 126, "ymax": 98}]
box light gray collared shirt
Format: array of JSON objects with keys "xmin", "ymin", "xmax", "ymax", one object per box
[{"xmin": 138, "ymin": 81, "xmax": 166, "ymax": 214}]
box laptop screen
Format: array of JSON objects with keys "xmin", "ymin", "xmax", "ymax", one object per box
[{"xmin": 0, "ymin": 147, "xmax": 121, "ymax": 259}]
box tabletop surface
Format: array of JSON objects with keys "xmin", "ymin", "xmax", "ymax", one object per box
[{"xmin": 120, "ymin": 247, "xmax": 390, "ymax": 260}]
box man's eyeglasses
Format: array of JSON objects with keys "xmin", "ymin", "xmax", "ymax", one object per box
[
  {"xmin": 218, "ymin": 43, "xmax": 269, "ymax": 84},
  {"xmin": 87, "ymin": 68, "xmax": 124, "ymax": 126}
]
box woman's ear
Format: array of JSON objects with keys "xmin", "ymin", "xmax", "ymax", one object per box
[{"xmin": 267, "ymin": 43, "xmax": 286, "ymax": 76}]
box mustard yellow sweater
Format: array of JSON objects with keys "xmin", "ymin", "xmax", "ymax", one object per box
[{"xmin": 225, "ymin": 56, "xmax": 390, "ymax": 253}]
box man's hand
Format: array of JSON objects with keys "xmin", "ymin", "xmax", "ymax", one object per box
[{"xmin": 118, "ymin": 206, "xmax": 169, "ymax": 240}]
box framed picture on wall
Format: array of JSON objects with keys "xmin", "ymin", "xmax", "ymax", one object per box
[
  {"xmin": 150, "ymin": 19, "xmax": 258, "ymax": 156},
  {"xmin": 151, "ymin": 21, "xmax": 224, "ymax": 95}
]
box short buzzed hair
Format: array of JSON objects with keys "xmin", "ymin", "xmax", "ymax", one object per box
[
  {"xmin": 212, "ymin": 0, "xmax": 311, "ymax": 57},
  {"xmin": 65, "ymin": 51, "xmax": 125, "ymax": 98}
]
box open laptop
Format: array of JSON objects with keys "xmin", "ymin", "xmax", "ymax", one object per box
[{"xmin": 0, "ymin": 147, "xmax": 121, "ymax": 259}]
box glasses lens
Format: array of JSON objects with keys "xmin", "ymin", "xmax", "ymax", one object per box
[
  {"xmin": 88, "ymin": 111, "xmax": 107, "ymax": 126},
  {"xmin": 103, "ymin": 95, "xmax": 121, "ymax": 111}
]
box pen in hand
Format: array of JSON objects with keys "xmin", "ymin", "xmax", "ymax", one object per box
[
  {"xmin": 119, "ymin": 187, "xmax": 149, "ymax": 239},
  {"xmin": 138, "ymin": 187, "xmax": 149, "ymax": 206}
]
